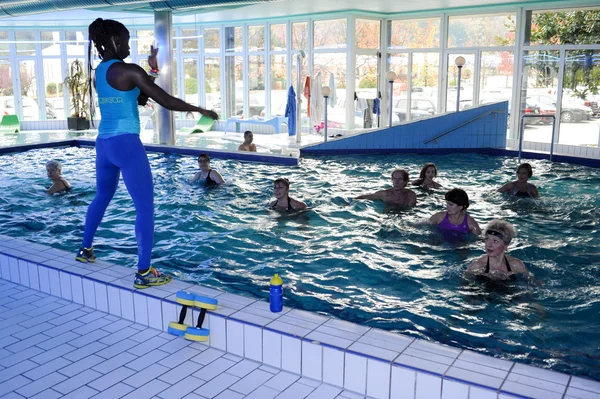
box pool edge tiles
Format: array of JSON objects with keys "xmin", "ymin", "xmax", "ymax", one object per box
[{"xmin": 0, "ymin": 236, "xmax": 598, "ymax": 399}]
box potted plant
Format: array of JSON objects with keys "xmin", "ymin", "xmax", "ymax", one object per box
[{"xmin": 64, "ymin": 59, "xmax": 90, "ymax": 130}]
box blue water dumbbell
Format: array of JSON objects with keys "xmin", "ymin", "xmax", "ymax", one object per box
[
  {"xmin": 168, "ymin": 290, "xmax": 196, "ymax": 336},
  {"xmin": 184, "ymin": 295, "xmax": 218, "ymax": 342}
]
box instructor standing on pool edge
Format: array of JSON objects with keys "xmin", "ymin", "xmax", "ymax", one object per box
[{"xmin": 76, "ymin": 18, "xmax": 218, "ymax": 289}]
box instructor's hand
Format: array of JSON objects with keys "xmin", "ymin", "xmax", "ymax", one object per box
[
  {"xmin": 202, "ymin": 109, "xmax": 219, "ymax": 120},
  {"xmin": 148, "ymin": 45, "xmax": 159, "ymax": 71}
]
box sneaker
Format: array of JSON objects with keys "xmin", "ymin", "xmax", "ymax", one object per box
[
  {"xmin": 76, "ymin": 247, "xmax": 96, "ymax": 263},
  {"xmin": 134, "ymin": 266, "xmax": 172, "ymax": 289}
]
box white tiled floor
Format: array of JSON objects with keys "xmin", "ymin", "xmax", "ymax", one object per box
[{"xmin": 0, "ymin": 278, "xmax": 361, "ymax": 399}]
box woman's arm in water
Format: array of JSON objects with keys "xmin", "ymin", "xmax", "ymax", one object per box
[
  {"xmin": 190, "ymin": 172, "xmax": 201, "ymax": 184},
  {"xmin": 464, "ymin": 257, "xmax": 485, "ymax": 277},
  {"xmin": 497, "ymin": 181, "xmax": 514, "ymax": 193},
  {"xmin": 211, "ymin": 170, "xmax": 225, "ymax": 185},
  {"xmin": 291, "ymin": 197, "xmax": 308, "ymax": 210},
  {"xmin": 47, "ymin": 180, "xmax": 66, "ymax": 195},
  {"xmin": 428, "ymin": 211, "xmax": 444, "ymax": 224},
  {"xmin": 468, "ymin": 215, "xmax": 482, "ymax": 235},
  {"xmin": 531, "ymin": 184, "xmax": 540, "ymax": 198}
]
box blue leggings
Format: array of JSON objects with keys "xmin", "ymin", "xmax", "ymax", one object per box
[{"xmin": 82, "ymin": 134, "xmax": 154, "ymax": 270}]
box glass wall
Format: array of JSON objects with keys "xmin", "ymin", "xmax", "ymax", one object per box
[
  {"xmin": 522, "ymin": 8, "xmax": 600, "ymax": 147},
  {"xmin": 0, "ymin": 5, "xmax": 597, "ymax": 152},
  {"xmin": 387, "ymin": 18, "xmax": 440, "ymax": 122}
]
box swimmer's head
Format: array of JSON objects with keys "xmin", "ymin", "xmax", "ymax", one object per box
[
  {"xmin": 273, "ymin": 178, "xmax": 290, "ymax": 199},
  {"xmin": 243, "ymin": 130, "xmax": 253, "ymax": 143},
  {"xmin": 517, "ymin": 163, "xmax": 533, "ymax": 178},
  {"xmin": 198, "ymin": 154, "xmax": 211, "ymax": 169},
  {"xmin": 391, "ymin": 169, "xmax": 409, "ymax": 189},
  {"xmin": 46, "ymin": 160, "xmax": 62, "ymax": 179},
  {"xmin": 485, "ymin": 219, "xmax": 516, "ymax": 245},
  {"xmin": 444, "ymin": 188, "xmax": 469, "ymax": 210},
  {"xmin": 419, "ymin": 163, "xmax": 438, "ymax": 180}
]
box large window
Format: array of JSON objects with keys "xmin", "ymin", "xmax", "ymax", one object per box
[
  {"xmin": 0, "ymin": 31, "xmax": 8, "ymax": 57},
  {"xmin": 355, "ymin": 19, "xmax": 380, "ymax": 49},
  {"xmin": 270, "ymin": 24, "xmax": 287, "ymax": 117},
  {"xmin": 525, "ymin": 9, "xmax": 600, "ymax": 46},
  {"xmin": 314, "ymin": 19, "xmax": 346, "ymax": 49},
  {"xmin": 388, "ymin": 18, "xmax": 440, "ymax": 49},
  {"xmin": 448, "ymin": 14, "xmax": 515, "ymax": 47}
]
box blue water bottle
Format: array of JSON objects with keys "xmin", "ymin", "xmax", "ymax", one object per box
[{"xmin": 269, "ymin": 274, "xmax": 283, "ymax": 312}]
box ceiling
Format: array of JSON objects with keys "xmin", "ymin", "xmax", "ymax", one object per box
[{"xmin": 0, "ymin": 0, "xmax": 592, "ymax": 26}]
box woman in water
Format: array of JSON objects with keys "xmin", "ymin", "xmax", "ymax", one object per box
[
  {"xmin": 269, "ymin": 178, "xmax": 307, "ymax": 212},
  {"xmin": 429, "ymin": 188, "xmax": 481, "ymax": 235},
  {"xmin": 77, "ymin": 18, "xmax": 218, "ymax": 289},
  {"xmin": 412, "ymin": 162, "xmax": 442, "ymax": 189},
  {"xmin": 46, "ymin": 160, "xmax": 72, "ymax": 194},
  {"xmin": 497, "ymin": 163, "xmax": 540, "ymax": 198},
  {"xmin": 191, "ymin": 153, "xmax": 225, "ymax": 186},
  {"xmin": 465, "ymin": 219, "xmax": 529, "ymax": 280}
]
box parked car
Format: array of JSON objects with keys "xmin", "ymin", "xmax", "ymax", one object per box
[
  {"xmin": 480, "ymin": 97, "xmax": 542, "ymax": 126},
  {"xmin": 393, "ymin": 98, "xmax": 435, "ymax": 122},
  {"xmin": 527, "ymin": 94, "xmax": 593, "ymax": 123}
]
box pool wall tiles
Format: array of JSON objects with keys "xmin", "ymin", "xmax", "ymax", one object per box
[
  {"xmin": 2, "ymin": 237, "xmax": 600, "ymax": 399},
  {"xmin": 301, "ymin": 102, "xmax": 508, "ymax": 154}
]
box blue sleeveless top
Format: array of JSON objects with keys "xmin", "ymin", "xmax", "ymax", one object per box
[{"xmin": 95, "ymin": 59, "xmax": 140, "ymax": 137}]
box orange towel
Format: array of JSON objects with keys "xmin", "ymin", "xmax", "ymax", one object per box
[{"xmin": 304, "ymin": 76, "xmax": 311, "ymax": 116}]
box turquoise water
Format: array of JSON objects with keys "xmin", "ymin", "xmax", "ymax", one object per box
[{"xmin": 1, "ymin": 147, "xmax": 599, "ymax": 380}]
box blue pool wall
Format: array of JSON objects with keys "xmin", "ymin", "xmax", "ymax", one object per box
[{"xmin": 301, "ymin": 102, "xmax": 508, "ymax": 155}]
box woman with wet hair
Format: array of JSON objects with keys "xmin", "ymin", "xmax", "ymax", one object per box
[
  {"xmin": 465, "ymin": 219, "xmax": 529, "ymax": 280},
  {"xmin": 77, "ymin": 18, "xmax": 218, "ymax": 289},
  {"xmin": 412, "ymin": 162, "xmax": 442, "ymax": 189},
  {"xmin": 429, "ymin": 188, "xmax": 481, "ymax": 235},
  {"xmin": 269, "ymin": 178, "xmax": 307, "ymax": 212},
  {"xmin": 46, "ymin": 160, "xmax": 71, "ymax": 194},
  {"xmin": 498, "ymin": 163, "xmax": 540, "ymax": 198}
]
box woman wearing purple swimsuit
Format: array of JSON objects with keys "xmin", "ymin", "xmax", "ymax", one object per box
[{"xmin": 429, "ymin": 188, "xmax": 481, "ymax": 235}]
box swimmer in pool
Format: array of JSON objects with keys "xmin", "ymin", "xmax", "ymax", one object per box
[
  {"xmin": 411, "ymin": 162, "xmax": 442, "ymax": 189},
  {"xmin": 429, "ymin": 188, "xmax": 481, "ymax": 235},
  {"xmin": 356, "ymin": 169, "xmax": 417, "ymax": 207},
  {"xmin": 465, "ymin": 219, "xmax": 529, "ymax": 280},
  {"xmin": 497, "ymin": 163, "xmax": 540, "ymax": 198},
  {"xmin": 269, "ymin": 178, "xmax": 307, "ymax": 211},
  {"xmin": 238, "ymin": 131, "xmax": 257, "ymax": 152},
  {"xmin": 191, "ymin": 153, "xmax": 225, "ymax": 186},
  {"xmin": 46, "ymin": 160, "xmax": 72, "ymax": 194}
]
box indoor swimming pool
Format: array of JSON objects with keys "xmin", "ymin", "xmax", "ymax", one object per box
[{"xmin": 0, "ymin": 146, "xmax": 599, "ymax": 381}]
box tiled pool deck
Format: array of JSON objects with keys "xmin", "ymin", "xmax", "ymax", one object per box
[{"xmin": 1, "ymin": 235, "xmax": 600, "ymax": 399}]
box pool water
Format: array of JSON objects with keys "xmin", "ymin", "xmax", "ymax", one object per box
[{"xmin": 1, "ymin": 147, "xmax": 599, "ymax": 380}]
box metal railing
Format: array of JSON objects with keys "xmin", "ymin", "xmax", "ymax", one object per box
[
  {"xmin": 423, "ymin": 110, "xmax": 504, "ymax": 145},
  {"xmin": 518, "ymin": 114, "xmax": 556, "ymax": 163}
]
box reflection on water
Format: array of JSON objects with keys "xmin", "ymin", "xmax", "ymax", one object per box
[{"xmin": 1, "ymin": 148, "xmax": 599, "ymax": 380}]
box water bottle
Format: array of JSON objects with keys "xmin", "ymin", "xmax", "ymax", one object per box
[{"xmin": 269, "ymin": 273, "xmax": 283, "ymax": 312}]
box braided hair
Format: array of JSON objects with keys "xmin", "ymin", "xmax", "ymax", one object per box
[{"xmin": 87, "ymin": 18, "xmax": 128, "ymax": 123}]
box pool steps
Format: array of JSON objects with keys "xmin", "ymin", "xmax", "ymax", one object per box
[{"xmin": 1, "ymin": 234, "xmax": 599, "ymax": 399}]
